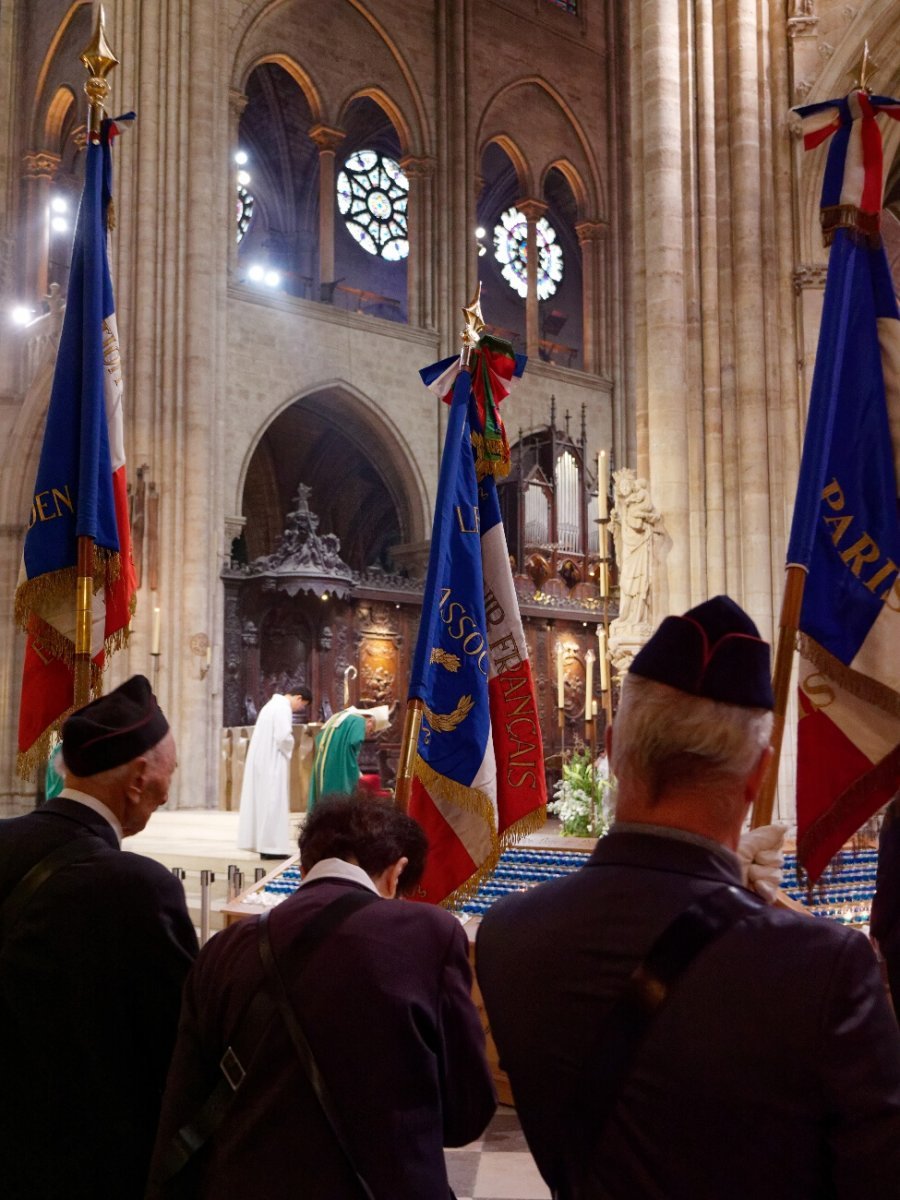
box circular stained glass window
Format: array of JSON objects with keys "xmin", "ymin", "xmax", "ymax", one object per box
[
  {"xmin": 236, "ymin": 184, "xmax": 254, "ymax": 244},
  {"xmin": 336, "ymin": 150, "xmax": 409, "ymax": 261},
  {"xmin": 493, "ymin": 206, "xmax": 564, "ymax": 300}
]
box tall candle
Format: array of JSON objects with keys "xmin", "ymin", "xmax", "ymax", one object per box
[
  {"xmin": 592, "ymin": 698, "xmax": 598, "ymax": 718},
  {"xmin": 599, "ymin": 520, "xmax": 609, "ymax": 598},
  {"xmin": 151, "ymin": 605, "xmax": 161, "ymax": 655},
  {"xmin": 557, "ymin": 643, "xmax": 565, "ymax": 709},
  {"xmin": 598, "ymin": 628, "xmax": 610, "ymax": 691},
  {"xmin": 597, "ymin": 449, "xmax": 608, "ymax": 519},
  {"xmin": 584, "ymin": 649, "xmax": 594, "ymax": 711}
]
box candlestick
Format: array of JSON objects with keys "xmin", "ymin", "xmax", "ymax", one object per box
[
  {"xmin": 151, "ymin": 605, "xmax": 161, "ymax": 656},
  {"xmin": 592, "ymin": 698, "xmax": 598, "ymax": 718},
  {"xmin": 556, "ymin": 642, "xmax": 565, "ymax": 709},
  {"xmin": 599, "ymin": 522, "xmax": 609, "ymax": 598},
  {"xmin": 597, "ymin": 449, "xmax": 608, "ymax": 519},
  {"xmin": 584, "ymin": 648, "xmax": 595, "ymax": 710},
  {"xmin": 598, "ymin": 628, "xmax": 610, "ymax": 692}
]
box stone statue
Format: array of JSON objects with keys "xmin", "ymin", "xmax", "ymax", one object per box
[{"xmin": 610, "ymin": 469, "xmax": 662, "ymax": 632}]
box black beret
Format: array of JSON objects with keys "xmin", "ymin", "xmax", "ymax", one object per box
[
  {"xmin": 629, "ymin": 595, "xmax": 774, "ymax": 710},
  {"xmin": 62, "ymin": 675, "xmax": 170, "ymax": 776}
]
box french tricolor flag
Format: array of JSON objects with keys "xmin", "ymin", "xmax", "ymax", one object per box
[
  {"xmin": 407, "ymin": 342, "xmax": 546, "ymax": 905},
  {"xmin": 791, "ymin": 91, "xmax": 900, "ymax": 881},
  {"xmin": 14, "ymin": 116, "xmax": 136, "ymax": 775}
]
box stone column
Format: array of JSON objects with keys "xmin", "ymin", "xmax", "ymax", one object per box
[
  {"xmin": 21, "ymin": 152, "xmax": 59, "ymax": 302},
  {"xmin": 228, "ymin": 89, "xmax": 248, "ymax": 276},
  {"xmin": 309, "ymin": 124, "xmax": 345, "ymax": 296},
  {"xmin": 400, "ymin": 154, "xmax": 435, "ymax": 328},
  {"xmin": 632, "ymin": 0, "xmax": 691, "ymax": 616},
  {"xmin": 518, "ymin": 198, "xmax": 548, "ymax": 360},
  {"xmin": 575, "ymin": 219, "xmax": 607, "ymax": 376},
  {"xmin": 103, "ymin": 0, "xmax": 230, "ymax": 809}
]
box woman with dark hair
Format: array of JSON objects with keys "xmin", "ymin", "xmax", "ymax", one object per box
[{"xmin": 150, "ymin": 794, "xmax": 495, "ymax": 1199}]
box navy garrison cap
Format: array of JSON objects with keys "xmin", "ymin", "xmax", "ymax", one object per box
[
  {"xmin": 629, "ymin": 595, "xmax": 774, "ymax": 710},
  {"xmin": 62, "ymin": 675, "xmax": 170, "ymax": 776}
]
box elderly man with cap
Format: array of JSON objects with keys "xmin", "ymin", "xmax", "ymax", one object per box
[
  {"xmin": 307, "ymin": 703, "xmax": 390, "ymax": 813},
  {"xmin": 0, "ymin": 676, "xmax": 198, "ymax": 1200},
  {"xmin": 476, "ymin": 596, "xmax": 900, "ymax": 1200}
]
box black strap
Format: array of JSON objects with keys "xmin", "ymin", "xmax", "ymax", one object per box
[
  {"xmin": 0, "ymin": 834, "xmax": 106, "ymax": 933},
  {"xmin": 555, "ymin": 884, "xmax": 762, "ymax": 1198},
  {"xmin": 258, "ymin": 893, "xmax": 379, "ymax": 1200},
  {"xmin": 153, "ymin": 887, "xmax": 379, "ymax": 1191}
]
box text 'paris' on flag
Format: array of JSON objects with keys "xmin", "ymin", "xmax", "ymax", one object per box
[
  {"xmin": 14, "ymin": 114, "xmax": 136, "ymax": 776},
  {"xmin": 407, "ymin": 335, "xmax": 546, "ymax": 905},
  {"xmin": 790, "ymin": 87, "xmax": 900, "ymax": 881}
]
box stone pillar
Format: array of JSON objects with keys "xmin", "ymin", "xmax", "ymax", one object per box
[
  {"xmin": 575, "ymin": 219, "xmax": 607, "ymax": 376},
  {"xmin": 632, "ymin": 0, "xmax": 691, "ymax": 617},
  {"xmin": 724, "ymin": 0, "xmax": 773, "ymax": 627},
  {"xmin": 103, "ymin": 0, "xmax": 230, "ymax": 808},
  {"xmin": 228, "ymin": 89, "xmax": 248, "ymax": 276},
  {"xmin": 21, "ymin": 152, "xmax": 59, "ymax": 302},
  {"xmin": 309, "ymin": 124, "xmax": 345, "ymax": 296},
  {"xmin": 518, "ymin": 198, "xmax": 547, "ymax": 360},
  {"xmin": 400, "ymin": 154, "xmax": 435, "ymax": 328}
]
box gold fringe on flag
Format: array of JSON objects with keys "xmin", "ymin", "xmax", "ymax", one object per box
[
  {"xmin": 412, "ymin": 754, "xmax": 503, "ymax": 910},
  {"xmin": 799, "ymin": 633, "xmax": 900, "ymax": 717}
]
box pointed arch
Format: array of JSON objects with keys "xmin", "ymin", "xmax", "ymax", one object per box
[
  {"xmin": 242, "ymin": 53, "xmax": 323, "ymax": 124},
  {"xmin": 338, "ymin": 86, "xmax": 413, "ymax": 157},
  {"xmin": 482, "ymin": 134, "xmax": 532, "ymax": 198},
  {"xmin": 541, "ymin": 157, "xmax": 589, "ymax": 221},
  {"xmin": 31, "ymin": 1, "xmax": 90, "ymax": 145},
  {"xmin": 476, "ymin": 75, "xmax": 604, "ymax": 216}
]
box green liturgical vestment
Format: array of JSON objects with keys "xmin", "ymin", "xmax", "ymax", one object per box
[{"xmin": 308, "ymin": 710, "xmax": 367, "ymax": 811}]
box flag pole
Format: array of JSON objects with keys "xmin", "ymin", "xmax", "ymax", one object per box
[
  {"xmin": 73, "ymin": 7, "xmax": 118, "ymax": 708},
  {"xmin": 394, "ymin": 284, "xmax": 484, "ymax": 812},
  {"xmin": 751, "ymin": 565, "xmax": 806, "ymax": 828}
]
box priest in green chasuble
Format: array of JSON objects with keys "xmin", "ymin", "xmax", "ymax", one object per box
[{"xmin": 308, "ymin": 704, "xmax": 390, "ymax": 811}]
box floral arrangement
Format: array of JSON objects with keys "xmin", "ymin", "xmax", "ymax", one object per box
[{"xmin": 548, "ymin": 749, "xmax": 612, "ymax": 838}]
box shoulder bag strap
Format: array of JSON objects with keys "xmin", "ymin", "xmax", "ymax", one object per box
[
  {"xmin": 258, "ymin": 891, "xmax": 380, "ymax": 1200},
  {"xmin": 556, "ymin": 884, "xmax": 763, "ymax": 1197},
  {"xmin": 0, "ymin": 834, "xmax": 106, "ymax": 934},
  {"xmin": 153, "ymin": 887, "xmax": 379, "ymax": 1191}
]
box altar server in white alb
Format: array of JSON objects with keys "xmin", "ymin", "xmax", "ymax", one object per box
[{"xmin": 238, "ymin": 687, "xmax": 311, "ymax": 858}]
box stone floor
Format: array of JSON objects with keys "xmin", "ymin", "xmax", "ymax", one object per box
[{"xmin": 446, "ymin": 1107, "xmax": 550, "ymax": 1200}]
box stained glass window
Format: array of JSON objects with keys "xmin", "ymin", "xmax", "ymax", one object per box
[
  {"xmin": 236, "ymin": 184, "xmax": 254, "ymax": 244},
  {"xmin": 493, "ymin": 206, "xmax": 564, "ymax": 301},
  {"xmin": 336, "ymin": 150, "xmax": 409, "ymax": 260}
]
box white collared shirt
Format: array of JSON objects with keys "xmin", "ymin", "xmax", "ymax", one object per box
[
  {"xmin": 300, "ymin": 857, "xmax": 382, "ymax": 896},
  {"xmin": 59, "ymin": 787, "xmax": 123, "ymax": 848}
]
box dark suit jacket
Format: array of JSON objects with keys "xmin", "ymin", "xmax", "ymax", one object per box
[
  {"xmin": 149, "ymin": 874, "xmax": 496, "ymax": 1199},
  {"xmin": 476, "ymin": 827, "xmax": 900, "ymax": 1200},
  {"xmin": 0, "ymin": 795, "xmax": 198, "ymax": 1200}
]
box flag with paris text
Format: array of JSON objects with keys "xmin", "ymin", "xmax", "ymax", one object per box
[{"xmin": 790, "ymin": 88, "xmax": 900, "ymax": 881}]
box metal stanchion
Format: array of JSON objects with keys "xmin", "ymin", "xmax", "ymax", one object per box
[
  {"xmin": 170, "ymin": 867, "xmax": 186, "ymax": 881},
  {"xmin": 254, "ymin": 868, "xmax": 266, "ymax": 883},
  {"xmin": 199, "ymin": 870, "xmax": 215, "ymax": 946},
  {"xmin": 233, "ymin": 870, "xmax": 244, "ymax": 897}
]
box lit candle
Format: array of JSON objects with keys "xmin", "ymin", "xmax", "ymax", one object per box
[
  {"xmin": 557, "ymin": 643, "xmax": 565, "ymax": 709},
  {"xmin": 597, "ymin": 449, "xmax": 608, "ymax": 519},
  {"xmin": 585, "ymin": 649, "xmax": 595, "ymax": 712},
  {"xmin": 598, "ymin": 628, "xmax": 610, "ymax": 691},
  {"xmin": 151, "ymin": 605, "xmax": 161, "ymax": 655}
]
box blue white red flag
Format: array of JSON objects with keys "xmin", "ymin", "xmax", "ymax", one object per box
[
  {"xmin": 408, "ymin": 338, "xmax": 546, "ymax": 905},
  {"xmin": 14, "ymin": 115, "xmax": 136, "ymax": 774},
  {"xmin": 790, "ymin": 90, "xmax": 900, "ymax": 881}
]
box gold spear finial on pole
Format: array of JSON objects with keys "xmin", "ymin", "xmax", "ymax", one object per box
[
  {"xmin": 460, "ymin": 282, "xmax": 485, "ymax": 368},
  {"xmin": 80, "ymin": 5, "xmax": 118, "ymax": 139},
  {"xmin": 848, "ymin": 41, "xmax": 877, "ymax": 93}
]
